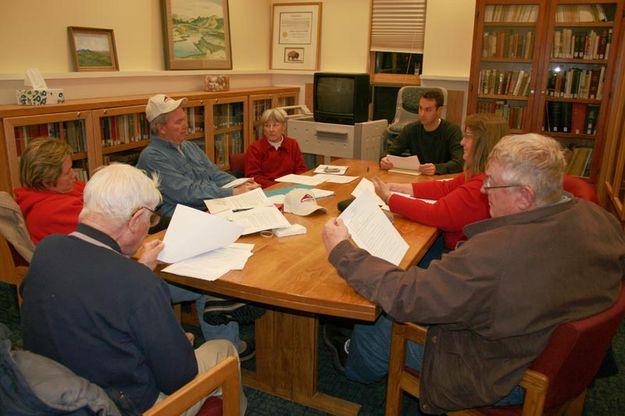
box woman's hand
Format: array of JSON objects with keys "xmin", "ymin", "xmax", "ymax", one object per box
[{"xmin": 372, "ymin": 176, "xmax": 392, "ymax": 204}]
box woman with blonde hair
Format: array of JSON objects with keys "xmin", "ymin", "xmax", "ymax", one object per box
[{"xmin": 15, "ymin": 137, "xmax": 84, "ymax": 244}]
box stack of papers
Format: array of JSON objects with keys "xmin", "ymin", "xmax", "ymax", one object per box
[
  {"xmin": 204, "ymin": 188, "xmax": 272, "ymax": 214},
  {"xmin": 163, "ymin": 243, "xmax": 254, "ymax": 281},
  {"xmin": 215, "ymin": 205, "xmax": 291, "ymax": 235}
]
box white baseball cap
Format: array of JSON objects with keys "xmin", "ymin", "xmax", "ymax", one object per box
[
  {"xmin": 283, "ymin": 189, "xmax": 327, "ymax": 216},
  {"xmin": 146, "ymin": 94, "xmax": 188, "ymax": 122}
]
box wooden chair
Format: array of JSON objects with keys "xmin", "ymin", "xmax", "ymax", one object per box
[
  {"xmin": 144, "ymin": 355, "xmax": 240, "ymax": 416},
  {"xmin": 385, "ymin": 284, "xmax": 625, "ymax": 416},
  {"xmin": 228, "ymin": 153, "xmax": 246, "ymax": 178}
]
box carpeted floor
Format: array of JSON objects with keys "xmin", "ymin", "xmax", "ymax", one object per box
[{"xmin": 2, "ymin": 282, "xmax": 624, "ymax": 415}]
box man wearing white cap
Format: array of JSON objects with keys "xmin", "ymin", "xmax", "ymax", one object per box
[
  {"xmin": 137, "ymin": 94, "xmax": 260, "ymax": 361},
  {"xmin": 137, "ymin": 94, "xmax": 259, "ymax": 218}
]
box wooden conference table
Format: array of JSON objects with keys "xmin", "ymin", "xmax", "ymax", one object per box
[{"xmin": 156, "ymin": 159, "xmax": 442, "ymax": 415}]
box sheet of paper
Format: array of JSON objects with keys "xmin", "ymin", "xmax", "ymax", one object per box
[
  {"xmin": 387, "ymin": 154, "xmax": 420, "ymax": 170},
  {"xmin": 222, "ymin": 177, "xmax": 251, "ymax": 189},
  {"xmin": 351, "ymin": 178, "xmax": 388, "ymax": 209},
  {"xmin": 313, "ymin": 164, "xmax": 349, "ymax": 175},
  {"xmin": 204, "ymin": 188, "xmax": 272, "ymax": 214},
  {"xmin": 339, "ymin": 191, "xmax": 408, "ymax": 266},
  {"xmin": 217, "ymin": 205, "xmax": 291, "ymax": 235},
  {"xmin": 162, "ymin": 243, "xmax": 254, "ymax": 281},
  {"xmin": 275, "ymin": 174, "xmax": 327, "ymax": 186},
  {"xmin": 314, "ymin": 174, "xmax": 359, "ymax": 184},
  {"xmin": 158, "ymin": 204, "xmax": 243, "ymax": 263}
]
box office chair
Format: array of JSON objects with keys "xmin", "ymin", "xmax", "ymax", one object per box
[
  {"xmin": 0, "ymin": 191, "xmax": 35, "ymax": 305},
  {"xmin": 385, "ymin": 284, "xmax": 625, "ymax": 416},
  {"xmin": 384, "ymin": 86, "xmax": 448, "ymax": 153}
]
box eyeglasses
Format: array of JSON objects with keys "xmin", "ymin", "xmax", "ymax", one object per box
[
  {"xmin": 482, "ymin": 176, "xmax": 525, "ymax": 192},
  {"xmin": 133, "ymin": 206, "xmax": 161, "ymax": 227}
]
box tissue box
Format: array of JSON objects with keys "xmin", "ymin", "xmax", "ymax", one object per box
[{"xmin": 16, "ymin": 89, "xmax": 65, "ymax": 106}]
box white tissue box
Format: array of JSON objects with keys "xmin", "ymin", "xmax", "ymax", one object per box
[{"xmin": 16, "ymin": 89, "xmax": 65, "ymax": 106}]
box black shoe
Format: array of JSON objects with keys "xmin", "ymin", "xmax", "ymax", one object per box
[
  {"xmin": 204, "ymin": 300, "xmax": 266, "ymax": 325},
  {"xmin": 238, "ymin": 340, "xmax": 256, "ymax": 362},
  {"xmin": 322, "ymin": 324, "xmax": 350, "ymax": 374}
]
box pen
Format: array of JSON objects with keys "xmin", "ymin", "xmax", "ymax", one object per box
[
  {"xmin": 232, "ymin": 207, "xmax": 253, "ymax": 213},
  {"xmin": 324, "ymin": 167, "xmax": 340, "ymax": 173}
]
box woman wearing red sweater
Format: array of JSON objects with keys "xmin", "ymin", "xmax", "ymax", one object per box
[
  {"xmin": 373, "ymin": 113, "xmax": 509, "ymax": 262},
  {"xmin": 245, "ymin": 108, "xmax": 308, "ymax": 188},
  {"xmin": 15, "ymin": 137, "xmax": 84, "ymax": 244}
]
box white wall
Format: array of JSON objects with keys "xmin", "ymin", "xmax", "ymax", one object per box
[{"xmin": 0, "ymin": 0, "xmax": 474, "ymax": 105}]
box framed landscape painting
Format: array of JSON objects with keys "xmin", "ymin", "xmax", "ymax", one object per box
[
  {"xmin": 161, "ymin": 0, "xmax": 233, "ymax": 70},
  {"xmin": 68, "ymin": 27, "xmax": 119, "ymax": 71}
]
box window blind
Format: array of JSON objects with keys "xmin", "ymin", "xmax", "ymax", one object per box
[{"xmin": 370, "ymin": 0, "xmax": 427, "ymax": 53}]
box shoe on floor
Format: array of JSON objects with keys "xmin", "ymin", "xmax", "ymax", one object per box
[
  {"xmin": 322, "ymin": 324, "xmax": 350, "ymax": 374},
  {"xmin": 238, "ymin": 340, "xmax": 256, "ymax": 362},
  {"xmin": 204, "ymin": 302, "xmax": 266, "ymax": 325}
]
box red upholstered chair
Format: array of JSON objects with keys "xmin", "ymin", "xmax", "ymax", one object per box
[
  {"xmin": 563, "ymin": 174, "xmax": 599, "ymax": 204},
  {"xmin": 385, "ymin": 284, "xmax": 625, "ymax": 416},
  {"xmin": 228, "ymin": 153, "xmax": 246, "ymax": 178}
]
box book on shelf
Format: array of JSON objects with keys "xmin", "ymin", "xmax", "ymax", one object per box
[
  {"xmin": 571, "ymin": 103, "xmax": 587, "ymax": 135},
  {"xmin": 545, "ymin": 101, "xmax": 562, "ymax": 132},
  {"xmin": 560, "ymin": 102, "xmax": 572, "ymax": 133},
  {"xmin": 584, "ymin": 104, "xmax": 600, "ymax": 135}
]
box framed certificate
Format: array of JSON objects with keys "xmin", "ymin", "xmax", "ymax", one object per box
[{"xmin": 271, "ymin": 3, "xmax": 322, "ymax": 70}]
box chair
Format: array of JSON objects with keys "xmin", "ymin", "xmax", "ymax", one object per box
[
  {"xmin": 563, "ymin": 174, "xmax": 600, "ymax": 205},
  {"xmin": 0, "ymin": 191, "xmax": 35, "ymax": 305},
  {"xmin": 228, "ymin": 153, "xmax": 246, "ymax": 178},
  {"xmin": 385, "ymin": 284, "xmax": 625, "ymax": 416}
]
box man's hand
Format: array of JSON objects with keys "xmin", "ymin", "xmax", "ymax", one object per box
[
  {"xmin": 419, "ymin": 163, "xmax": 437, "ymax": 176},
  {"xmin": 233, "ymin": 179, "xmax": 260, "ymax": 195},
  {"xmin": 372, "ymin": 176, "xmax": 392, "ymax": 204},
  {"xmin": 322, "ymin": 218, "xmax": 350, "ymax": 253},
  {"xmin": 138, "ymin": 239, "xmax": 164, "ymax": 270},
  {"xmin": 379, "ymin": 156, "xmax": 393, "ymax": 170}
]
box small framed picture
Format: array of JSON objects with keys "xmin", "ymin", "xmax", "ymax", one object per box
[
  {"xmin": 68, "ymin": 27, "xmax": 119, "ymax": 72},
  {"xmin": 284, "ymin": 48, "xmax": 304, "ymax": 63}
]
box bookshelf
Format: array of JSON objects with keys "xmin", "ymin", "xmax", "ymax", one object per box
[
  {"xmin": 469, "ymin": 0, "xmax": 624, "ymax": 181},
  {"xmin": 0, "ymin": 87, "xmax": 299, "ymax": 192}
]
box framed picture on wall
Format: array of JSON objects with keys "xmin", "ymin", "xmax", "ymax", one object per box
[
  {"xmin": 271, "ymin": 2, "xmax": 322, "ymax": 70},
  {"xmin": 161, "ymin": 0, "xmax": 233, "ymax": 70},
  {"xmin": 68, "ymin": 27, "xmax": 119, "ymax": 72}
]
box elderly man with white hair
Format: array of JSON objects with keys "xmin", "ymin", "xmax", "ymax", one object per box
[{"xmin": 20, "ymin": 163, "xmax": 246, "ymax": 415}]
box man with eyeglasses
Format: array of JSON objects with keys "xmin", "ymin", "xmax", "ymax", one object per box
[
  {"xmin": 21, "ymin": 164, "xmax": 246, "ymax": 415},
  {"xmin": 380, "ymin": 89, "xmax": 464, "ymax": 175},
  {"xmin": 323, "ymin": 133, "xmax": 625, "ymax": 413}
]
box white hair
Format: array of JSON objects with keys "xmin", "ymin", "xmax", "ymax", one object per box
[{"xmin": 79, "ymin": 163, "xmax": 161, "ymax": 228}]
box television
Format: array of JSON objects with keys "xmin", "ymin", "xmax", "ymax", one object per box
[{"xmin": 313, "ymin": 72, "xmax": 371, "ymax": 125}]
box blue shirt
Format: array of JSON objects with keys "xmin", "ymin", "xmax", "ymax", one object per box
[{"xmin": 137, "ymin": 136, "xmax": 235, "ymax": 216}]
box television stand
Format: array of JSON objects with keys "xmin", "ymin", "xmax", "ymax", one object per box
[{"xmin": 287, "ymin": 117, "xmax": 388, "ymax": 163}]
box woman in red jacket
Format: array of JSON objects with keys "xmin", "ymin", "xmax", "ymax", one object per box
[
  {"xmin": 245, "ymin": 108, "xmax": 308, "ymax": 188},
  {"xmin": 14, "ymin": 137, "xmax": 84, "ymax": 244},
  {"xmin": 373, "ymin": 113, "xmax": 509, "ymax": 263}
]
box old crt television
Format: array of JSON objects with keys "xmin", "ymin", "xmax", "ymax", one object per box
[{"xmin": 313, "ymin": 72, "xmax": 370, "ymax": 125}]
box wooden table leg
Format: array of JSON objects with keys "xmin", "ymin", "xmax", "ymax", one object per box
[{"xmin": 242, "ymin": 309, "xmax": 361, "ymax": 416}]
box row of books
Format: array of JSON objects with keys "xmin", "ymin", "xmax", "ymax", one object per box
[
  {"xmin": 477, "ymin": 100, "xmax": 526, "ymax": 130},
  {"xmin": 213, "ymin": 103, "xmax": 244, "ymax": 129},
  {"xmin": 544, "ymin": 102, "xmax": 600, "ymax": 135},
  {"xmin": 484, "ymin": 5, "xmax": 538, "ymax": 23},
  {"xmin": 478, "ymin": 69, "xmax": 531, "ymax": 97},
  {"xmin": 100, "ymin": 114, "xmax": 150, "ymax": 147},
  {"xmin": 482, "ymin": 31, "xmax": 534, "ymax": 59},
  {"xmin": 546, "ymin": 67, "xmax": 605, "ymax": 100},
  {"xmin": 72, "ymin": 167, "xmax": 89, "ymax": 182},
  {"xmin": 13, "ymin": 121, "xmax": 87, "ymax": 154},
  {"xmin": 565, "ymin": 147, "xmax": 593, "ymax": 177},
  {"xmin": 214, "ymin": 132, "xmax": 244, "ymax": 167},
  {"xmin": 552, "ymin": 28, "xmax": 612, "ymax": 60},
  {"xmin": 555, "ymin": 4, "xmax": 608, "ymax": 23},
  {"xmin": 185, "ymin": 107, "xmax": 205, "ymax": 134}
]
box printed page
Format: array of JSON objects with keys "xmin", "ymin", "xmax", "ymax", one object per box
[
  {"xmin": 217, "ymin": 205, "xmax": 291, "ymax": 235},
  {"xmin": 313, "ymin": 164, "xmax": 349, "ymax": 175},
  {"xmin": 387, "ymin": 154, "xmax": 420, "ymax": 170},
  {"xmin": 163, "ymin": 243, "xmax": 254, "ymax": 281},
  {"xmin": 158, "ymin": 204, "xmax": 243, "ymax": 263},
  {"xmin": 276, "ymin": 174, "xmax": 327, "ymax": 186},
  {"xmin": 204, "ymin": 188, "xmax": 272, "ymax": 214},
  {"xmin": 339, "ymin": 191, "xmax": 408, "ymax": 266},
  {"xmin": 351, "ymin": 178, "xmax": 388, "ymax": 209}
]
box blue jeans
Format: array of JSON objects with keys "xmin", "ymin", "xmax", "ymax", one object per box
[
  {"xmin": 167, "ymin": 283, "xmax": 240, "ymax": 349},
  {"xmin": 345, "ymin": 315, "xmax": 525, "ymax": 407}
]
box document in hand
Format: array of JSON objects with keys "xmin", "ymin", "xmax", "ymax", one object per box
[
  {"xmin": 162, "ymin": 243, "xmax": 254, "ymax": 282},
  {"xmin": 204, "ymin": 187, "xmax": 272, "ymax": 214},
  {"xmin": 387, "ymin": 155, "xmax": 421, "ymax": 176},
  {"xmin": 157, "ymin": 204, "xmax": 244, "ymax": 263},
  {"xmin": 313, "ymin": 164, "xmax": 349, "ymax": 175},
  {"xmin": 339, "ymin": 191, "xmax": 408, "ymax": 266},
  {"xmin": 351, "ymin": 178, "xmax": 388, "ymax": 209},
  {"xmin": 221, "ymin": 177, "xmax": 252, "ymax": 189}
]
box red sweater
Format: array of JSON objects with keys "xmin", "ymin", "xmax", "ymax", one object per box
[
  {"xmin": 15, "ymin": 182, "xmax": 85, "ymax": 244},
  {"xmin": 388, "ymin": 173, "xmax": 489, "ymax": 249},
  {"xmin": 244, "ymin": 136, "xmax": 308, "ymax": 188}
]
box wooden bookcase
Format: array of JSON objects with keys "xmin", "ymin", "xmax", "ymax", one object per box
[
  {"xmin": 248, "ymin": 91, "xmax": 298, "ymax": 143},
  {"xmin": 0, "ymin": 87, "xmax": 299, "ymax": 192},
  {"xmin": 468, "ymin": 0, "xmax": 624, "ymax": 181}
]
